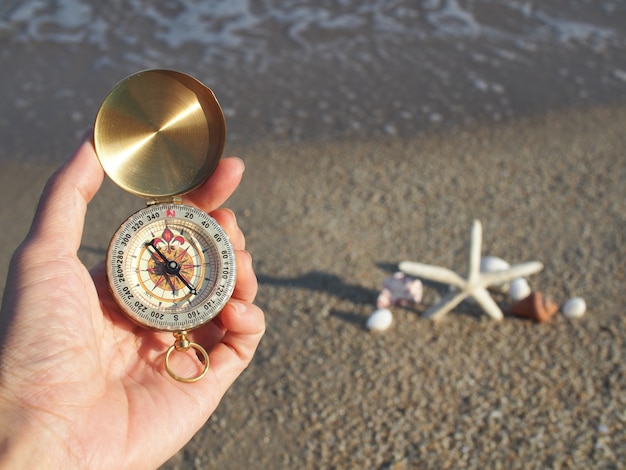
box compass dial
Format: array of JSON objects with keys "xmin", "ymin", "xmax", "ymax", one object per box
[{"xmin": 107, "ymin": 204, "xmax": 236, "ymax": 332}]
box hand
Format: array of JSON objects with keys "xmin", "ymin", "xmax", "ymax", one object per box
[{"xmin": 0, "ymin": 135, "xmax": 265, "ymax": 469}]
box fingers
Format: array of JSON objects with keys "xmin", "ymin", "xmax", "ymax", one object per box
[
  {"xmin": 210, "ymin": 208, "xmax": 245, "ymax": 250},
  {"xmin": 232, "ymin": 250, "xmax": 257, "ymax": 303},
  {"xmin": 27, "ymin": 133, "xmax": 104, "ymax": 254},
  {"xmin": 205, "ymin": 300, "xmax": 265, "ymax": 392},
  {"xmin": 187, "ymin": 245, "xmax": 259, "ymax": 376},
  {"xmin": 169, "ymin": 252, "xmax": 263, "ymax": 393},
  {"xmin": 202, "ymin": 216, "xmax": 263, "ymax": 391},
  {"xmin": 208, "ymin": 208, "xmax": 256, "ymax": 301},
  {"xmin": 182, "ymin": 157, "xmax": 245, "ymax": 213},
  {"xmin": 188, "ymin": 247, "xmax": 257, "ymax": 346}
]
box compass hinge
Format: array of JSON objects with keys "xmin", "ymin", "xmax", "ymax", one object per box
[{"xmin": 146, "ymin": 196, "xmax": 183, "ymax": 206}]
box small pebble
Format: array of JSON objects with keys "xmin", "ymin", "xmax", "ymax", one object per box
[
  {"xmin": 366, "ymin": 308, "xmax": 393, "ymax": 332},
  {"xmin": 508, "ymin": 278, "xmax": 531, "ymax": 302},
  {"xmin": 561, "ymin": 297, "xmax": 587, "ymax": 318}
]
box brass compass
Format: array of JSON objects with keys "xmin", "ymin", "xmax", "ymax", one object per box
[{"xmin": 94, "ymin": 70, "xmax": 235, "ymax": 383}]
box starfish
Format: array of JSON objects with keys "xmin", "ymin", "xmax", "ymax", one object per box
[{"xmin": 399, "ymin": 220, "xmax": 544, "ymax": 321}]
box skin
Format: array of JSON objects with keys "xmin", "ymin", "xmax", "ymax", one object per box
[{"xmin": 0, "ymin": 135, "xmax": 265, "ymax": 469}]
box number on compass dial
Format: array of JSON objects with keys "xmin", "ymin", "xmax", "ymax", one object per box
[{"xmin": 107, "ymin": 204, "xmax": 236, "ymax": 332}]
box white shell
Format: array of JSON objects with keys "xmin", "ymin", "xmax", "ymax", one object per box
[
  {"xmin": 508, "ymin": 278, "xmax": 531, "ymax": 302},
  {"xmin": 366, "ymin": 308, "xmax": 393, "ymax": 331},
  {"xmin": 480, "ymin": 256, "xmax": 510, "ymax": 272},
  {"xmin": 481, "ymin": 256, "xmax": 511, "ymax": 293},
  {"xmin": 561, "ymin": 297, "xmax": 586, "ymax": 318}
]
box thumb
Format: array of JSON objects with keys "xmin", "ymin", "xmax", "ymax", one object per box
[{"xmin": 27, "ymin": 133, "xmax": 104, "ymax": 255}]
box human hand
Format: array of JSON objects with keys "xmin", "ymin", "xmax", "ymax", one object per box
[{"xmin": 0, "ymin": 135, "xmax": 265, "ymax": 469}]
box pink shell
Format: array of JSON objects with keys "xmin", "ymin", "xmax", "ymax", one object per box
[{"xmin": 376, "ymin": 272, "xmax": 423, "ymax": 308}]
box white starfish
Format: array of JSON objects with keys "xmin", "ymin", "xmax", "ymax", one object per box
[{"xmin": 399, "ymin": 220, "xmax": 544, "ymax": 321}]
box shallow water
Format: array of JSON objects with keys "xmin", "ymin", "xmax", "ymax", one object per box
[
  {"xmin": 1, "ymin": 0, "xmax": 625, "ymax": 160},
  {"xmin": 2, "ymin": 1, "xmax": 622, "ymax": 59}
]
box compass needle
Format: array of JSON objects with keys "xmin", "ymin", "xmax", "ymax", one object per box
[{"xmin": 176, "ymin": 272, "xmax": 197, "ymax": 296}]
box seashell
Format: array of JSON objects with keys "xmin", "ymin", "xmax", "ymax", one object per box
[
  {"xmin": 377, "ymin": 272, "xmax": 423, "ymax": 308},
  {"xmin": 480, "ymin": 256, "xmax": 511, "ymax": 293},
  {"xmin": 366, "ymin": 308, "xmax": 393, "ymax": 331},
  {"xmin": 561, "ymin": 297, "xmax": 586, "ymax": 318},
  {"xmin": 480, "ymin": 256, "xmax": 510, "ymax": 272},
  {"xmin": 508, "ymin": 278, "xmax": 531, "ymax": 302},
  {"xmin": 376, "ymin": 289, "xmax": 392, "ymax": 309},
  {"xmin": 508, "ymin": 291, "xmax": 558, "ymax": 322}
]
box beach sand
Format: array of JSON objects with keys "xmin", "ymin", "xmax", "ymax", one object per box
[{"xmin": 2, "ymin": 104, "xmax": 624, "ymax": 468}]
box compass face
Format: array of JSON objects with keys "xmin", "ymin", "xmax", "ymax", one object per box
[{"xmin": 107, "ymin": 204, "xmax": 236, "ymax": 331}]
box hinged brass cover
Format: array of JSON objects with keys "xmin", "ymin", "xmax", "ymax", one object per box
[{"xmin": 94, "ymin": 69, "xmax": 226, "ymax": 198}]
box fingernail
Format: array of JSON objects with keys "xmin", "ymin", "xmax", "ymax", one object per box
[{"xmin": 234, "ymin": 156, "xmax": 245, "ymax": 173}]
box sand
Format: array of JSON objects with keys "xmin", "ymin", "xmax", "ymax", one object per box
[
  {"xmin": 161, "ymin": 106, "xmax": 626, "ymax": 469},
  {"xmin": 2, "ymin": 104, "xmax": 624, "ymax": 468}
]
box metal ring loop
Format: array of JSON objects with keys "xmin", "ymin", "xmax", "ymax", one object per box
[{"xmin": 164, "ymin": 342, "xmax": 209, "ymax": 383}]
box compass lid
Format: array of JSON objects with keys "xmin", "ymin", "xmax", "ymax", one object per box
[{"xmin": 94, "ymin": 69, "xmax": 226, "ymax": 199}]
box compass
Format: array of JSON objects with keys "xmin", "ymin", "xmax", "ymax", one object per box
[{"xmin": 94, "ymin": 69, "xmax": 235, "ymax": 383}]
